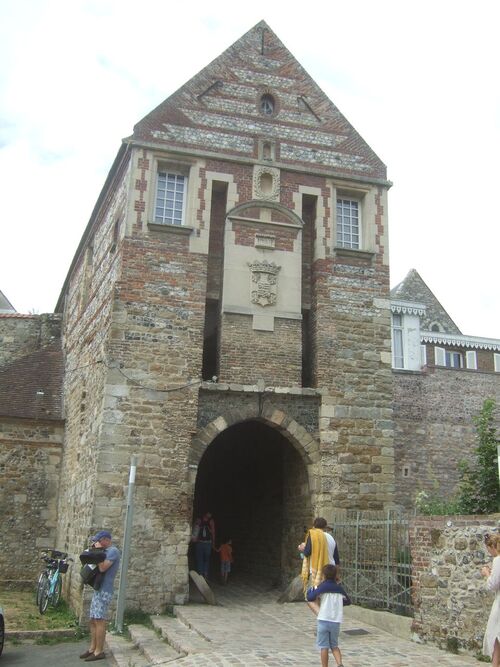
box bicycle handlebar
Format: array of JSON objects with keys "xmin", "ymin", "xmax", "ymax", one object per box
[{"xmin": 40, "ymin": 549, "xmax": 68, "ymax": 559}]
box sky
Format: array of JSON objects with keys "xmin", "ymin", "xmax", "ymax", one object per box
[{"xmin": 0, "ymin": 0, "xmax": 499, "ymax": 338}]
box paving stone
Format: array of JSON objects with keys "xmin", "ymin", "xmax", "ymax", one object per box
[
  {"xmin": 128, "ymin": 624, "xmax": 182, "ymax": 664},
  {"xmin": 106, "ymin": 578, "xmax": 481, "ymax": 666},
  {"xmin": 152, "ymin": 615, "xmax": 212, "ymax": 654},
  {"xmin": 105, "ymin": 633, "xmax": 151, "ymax": 667}
]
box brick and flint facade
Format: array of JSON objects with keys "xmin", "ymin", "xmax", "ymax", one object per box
[
  {"xmin": 1, "ymin": 22, "xmax": 497, "ymax": 617},
  {"xmin": 51, "ymin": 21, "xmax": 393, "ymax": 614}
]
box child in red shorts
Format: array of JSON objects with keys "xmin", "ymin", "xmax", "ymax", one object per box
[{"xmin": 216, "ymin": 539, "xmax": 233, "ymax": 584}]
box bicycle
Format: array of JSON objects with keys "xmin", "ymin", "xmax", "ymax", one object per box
[{"xmin": 36, "ymin": 549, "xmax": 73, "ymax": 614}]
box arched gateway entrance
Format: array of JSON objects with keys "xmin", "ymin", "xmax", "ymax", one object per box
[{"xmin": 191, "ymin": 419, "xmax": 314, "ymax": 586}]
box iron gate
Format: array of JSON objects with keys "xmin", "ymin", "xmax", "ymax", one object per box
[{"xmin": 331, "ymin": 510, "xmax": 413, "ymax": 616}]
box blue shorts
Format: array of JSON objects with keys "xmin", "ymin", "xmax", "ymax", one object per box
[
  {"xmin": 316, "ymin": 620, "xmax": 340, "ymax": 649},
  {"xmin": 90, "ymin": 590, "xmax": 113, "ymax": 620},
  {"xmin": 221, "ymin": 560, "xmax": 231, "ymax": 574}
]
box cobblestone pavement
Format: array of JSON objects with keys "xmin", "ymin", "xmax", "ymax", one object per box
[{"xmin": 164, "ymin": 578, "xmax": 481, "ymax": 666}]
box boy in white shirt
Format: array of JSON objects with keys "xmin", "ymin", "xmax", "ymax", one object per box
[{"xmin": 306, "ymin": 563, "xmax": 351, "ymax": 667}]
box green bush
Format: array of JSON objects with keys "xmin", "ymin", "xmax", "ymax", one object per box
[
  {"xmin": 414, "ymin": 490, "xmax": 459, "ymax": 516},
  {"xmin": 415, "ymin": 399, "xmax": 500, "ymax": 516}
]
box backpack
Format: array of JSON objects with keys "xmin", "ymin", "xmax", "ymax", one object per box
[
  {"xmin": 199, "ymin": 519, "xmax": 212, "ymax": 541},
  {"xmin": 79, "ymin": 547, "xmax": 106, "ymax": 589},
  {"xmin": 80, "ymin": 563, "xmax": 103, "ymax": 590}
]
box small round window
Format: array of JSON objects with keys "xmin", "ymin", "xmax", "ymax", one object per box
[{"xmin": 260, "ymin": 94, "xmax": 275, "ymax": 115}]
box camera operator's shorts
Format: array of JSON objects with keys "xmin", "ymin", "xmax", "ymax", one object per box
[{"xmin": 90, "ymin": 590, "xmax": 113, "ymax": 619}]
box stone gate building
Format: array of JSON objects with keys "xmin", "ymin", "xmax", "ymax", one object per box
[{"xmin": 0, "ymin": 22, "xmax": 498, "ymax": 617}]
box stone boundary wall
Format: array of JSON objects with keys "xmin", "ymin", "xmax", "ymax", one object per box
[
  {"xmin": 0, "ymin": 418, "xmax": 64, "ymax": 584},
  {"xmin": 0, "ymin": 313, "xmax": 61, "ymax": 367},
  {"xmin": 410, "ymin": 514, "xmax": 500, "ymax": 655},
  {"xmin": 394, "ymin": 368, "xmax": 500, "ymax": 509}
]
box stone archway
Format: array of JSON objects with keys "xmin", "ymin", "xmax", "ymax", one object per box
[{"xmin": 189, "ymin": 406, "xmax": 320, "ymax": 586}]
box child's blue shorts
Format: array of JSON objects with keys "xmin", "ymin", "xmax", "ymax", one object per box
[{"xmin": 316, "ymin": 620, "xmax": 340, "ymax": 649}]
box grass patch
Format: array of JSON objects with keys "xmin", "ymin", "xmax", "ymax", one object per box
[
  {"xmin": 123, "ymin": 608, "xmax": 153, "ymax": 628},
  {"xmin": 0, "ymin": 587, "xmax": 80, "ymax": 632}
]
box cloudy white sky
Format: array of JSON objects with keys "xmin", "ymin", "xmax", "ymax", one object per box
[{"xmin": 0, "ymin": 0, "xmax": 498, "ymax": 337}]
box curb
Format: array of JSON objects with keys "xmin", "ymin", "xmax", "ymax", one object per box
[{"xmin": 6, "ymin": 628, "xmax": 84, "ymax": 640}]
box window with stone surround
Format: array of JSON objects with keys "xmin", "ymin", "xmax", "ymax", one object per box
[
  {"xmin": 154, "ymin": 171, "xmax": 187, "ymax": 225},
  {"xmin": 336, "ymin": 198, "xmax": 360, "ymax": 249}
]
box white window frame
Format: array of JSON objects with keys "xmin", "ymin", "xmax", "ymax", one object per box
[
  {"xmin": 154, "ymin": 169, "xmax": 187, "ymax": 226},
  {"xmin": 392, "ymin": 313, "xmax": 404, "ymax": 369},
  {"xmin": 494, "ymin": 353, "xmax": 500, "ymax": 373},
  {"xmin": 336, "ymin": 197, "xmax": 361, "ymax": 249},
  {"xmin": 445, "ymin": 350, "xmax": 463, "ymax": 369},
  {"xmin": 420, "ymin": 344, "xmax": 427, "ymax": 368},
  {"xmin": 466, "ymin": 350, "xmax": 477, "ymax": 370},
  {"xmin": 435, "ymin": 346, "xmax": 446, "ymax": 366}
]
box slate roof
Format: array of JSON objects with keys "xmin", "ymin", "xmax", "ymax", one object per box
[
  {"xmin": 0, "ymin": 342, "xmax": 64, "ymax": 420},
  {"xmin": 391, "ymin": 269, "xmax": 462, "ymax": 335},
  {"xmin": 0, "ymin": 290, "xmax": 16, "ymax": 313},
  {"xmin": 131, "ymin": 21, "xmax": 387, "ymax": 182}
]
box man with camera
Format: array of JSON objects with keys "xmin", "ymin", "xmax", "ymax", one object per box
[{"xmin": 80, "ymin": 530, "xmax": 120, "ymax": 662}]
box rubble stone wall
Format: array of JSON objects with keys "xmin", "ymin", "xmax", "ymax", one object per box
[
  {"xmin": 0, "ymin": 418, "xmax": 64, "ymax": 584},
  {"xmin": 0, "ymin": 314, "xmax": 61, "ymax": 367},
  {"xmin": 410, "ymin": 514, "xmax": 500, "ymax": 655}
]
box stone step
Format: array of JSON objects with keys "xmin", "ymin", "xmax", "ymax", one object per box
[
  {"xmin": 105, "ymin": 632, "xmax": 151, "ymax": 667},
  {"xmin": 128, "ymin": 624, "xmax": 183, "ymax": 664},
  {"xmin": 152, "ymin": 615, "xmax": 212, "ymax": 655}
]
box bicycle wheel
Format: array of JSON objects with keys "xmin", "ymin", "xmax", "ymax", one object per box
[
  {"xmin": 38, "ymin": 576, "xmax": 50, "ymax": 614},
  {"xmin": 0, "ymin": 609, "xmax": 4, "ymax": 657},
  {"xmin": 52, "ymin": 575, "xmax": 62, "ymax": 607},
  {"xmin": 36, "ymin": 571, "xmax": 49, "ymax": 607}
]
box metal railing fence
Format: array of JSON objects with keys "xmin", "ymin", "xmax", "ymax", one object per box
[{"xmin": 331, "ymin": 509, "xmax": 412, "ymax": 617}]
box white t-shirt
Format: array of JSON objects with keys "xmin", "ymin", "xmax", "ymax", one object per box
[
  {"xmin": 325, "ymin": 532, "xmax": 337, "ymax": 564},
  {"xmin": 318, "ymin": 590, "xmax": 344, "ymax": 623}
]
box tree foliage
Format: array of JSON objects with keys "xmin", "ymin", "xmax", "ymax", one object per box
[
  {"xmin": 415, "ymin": 398, "xmax": 499, "ymax": 516},
  {"xmin": 455, "ymin": 398, "xmax": 500, "ymax": 514}
]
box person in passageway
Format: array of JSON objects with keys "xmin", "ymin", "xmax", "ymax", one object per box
[
  {"xmin": 299, "ymin": 517, "xmax": 341, "ymax": 601},
  {"xmin": 191, "ymin": 512, "xmax": 216, "ymax": 579},
  {"xmin": 215, "ymin": 538, "xmax": 233, "ymax": 584}
]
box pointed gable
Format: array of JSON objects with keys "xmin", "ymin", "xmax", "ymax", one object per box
[
  {"xmin": 391, "ymin": 269, "xmax": 462, "ymax": 335},
  {"xmin": 132, "ymin": 21, "xmax": 387, "ymax": 181},
  {"xmin": 0, "ymin": 290, "xmax": 15, "ymax": 313}
]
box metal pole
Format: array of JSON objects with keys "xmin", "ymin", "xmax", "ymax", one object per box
[
  {"xmin": 354, "ymin": 511, "xmax": 360, "ymax": 600},
  {"xmin": 114, "ymin": 455, "xmax": 137, "ymax": 633},
  {"xmin": 386, "ymin": 510, "xmax": 391, "ymax": 610}
]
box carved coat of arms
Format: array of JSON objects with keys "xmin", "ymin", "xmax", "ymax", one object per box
[{"xmin": 248, "ymin": 260, "xmax": 281, "ymax": 307}]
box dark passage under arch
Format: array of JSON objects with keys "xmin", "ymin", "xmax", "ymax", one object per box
[{"xmin": 192, "ymin": 420, "xmax": 312, "ymax": 586}]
